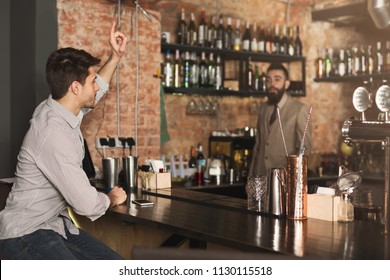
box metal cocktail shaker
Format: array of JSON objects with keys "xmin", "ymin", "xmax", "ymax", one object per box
[{"xmin": 266, "ymin": 167, "xmax": 286, "ymax": 217}]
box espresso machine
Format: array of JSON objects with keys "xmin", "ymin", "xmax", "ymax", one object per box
[{"xmin": 341, "ymin": 83, "xmax": 390, "ymax": 234}]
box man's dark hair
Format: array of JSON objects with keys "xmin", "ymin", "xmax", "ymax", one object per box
[
  {"xmin": 267, "ymin": 63, "xmax": 289, "ymax": 80},
  {"xmin": 45, "ymin": 47, "xmax": 101, "ymax": 100}
]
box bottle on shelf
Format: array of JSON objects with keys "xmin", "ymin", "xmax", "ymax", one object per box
[
  {"xmin": 346, "ymin": 48, "xmax": 353, "ymax": 76},
  {"xmin": 254, "ymin": 65, "xmax": 260, "ymax": 92},
  {"xmin": 242, "ymin": 20, "xmax": 251, "ymax": 51},
  {"xmin": 216, "ymin": 15, "xmax": 225, "ymax": 49},
  {"xmin": 352, "ymin": 46, "xmax": 360, "ymax": 76},
  {"xmin": 188, "ymin": 146, "xmax": 197, "ymax": 169},
  {"xmin": 258, "ymin": 24, "xmax": 266, "ymax": 53},
  {"xmin": 332, "ymin": 49, "xmax": 339, "ymax": 76},
  {"xmin": 260, "ymin": 65, "xmax": 267, "ymax": 93},
  {"xmin": 273, "ymin": 24, "xmax": 280, "ymax": 54},
  {"xmin": 324, "ymin": 48, "xmax": 333, "ymax": 78},
  {"xmin": 163, "ymin": 49, "xmax": 174, "ymax": 87},
  {"xmin": 338, "ymin": 49, "xmax": 347, "ymax": 77},
  {"xmin": 215, "ymin": 55, "xmax": 223, "ymax": 90},
  {"xmin": 233, "ymin": 19, "xmax": 241, "ymax": 51},
  {"xmin": 367, "ymin": 45, "xmax": 375, "ymax": 75},
  {"xmin": 207, "ymin": 52, "xmax": 216, "ymax": 88},
  {"xmin": 177, "ymin": 8, "xmax": 187, "ymax": 45},
  {"xmin": 280, "ymin": 24, "xmax": 288, "ymax": 55},
  {"xmin": 265, "ymin": 25, "xmax": 273, "ymax": 54},
  {"xmin": 224, "ymin": 17, "xmax": 233, "ymax": 50},
  {"xmin": 294, "ymin": 25, "xmax": 302, "ymax": 56},
  {"xmin": 207, "ymin": 15, "xmax": 216, "ymax": 48},
  {"xmin": 287, "ymin": 25, "xmax": 295, "ymax": 56},
  {"xmin": 190, "ymin": 52, "xmax": 199, "ymax": 88},
  {"xmin": 359, "ymin": 45, "xmax": 368, "ymax": 75},
  {"xmin": 247, "ymin": 57, "xmax": 254, "ymax": 91},
  {"xmin": 199, "ymin": 51, "xmax": 208, "ymax": 88},
  {"xmin": 187, "ymin": 12, "xmax": 197, "ymax": 45},
  {"xmin": 197, "ymin": 7, "xmax": 207, "ymax": 47},
  {"xmin": 315, "ymin": 48, "xmax": 325, "ymax": 78},
  {"xmin": 250, "ymin": 22, "xmax": 258, "ymax": 52},
  {"xmin": 173, "ymin": 49, "xmax": 182, "ymax": 88},
  {"xmin": 385, "ymin": 41, "xmax": 390, "ymax": 72},
  {"xmin": 182, "ymin": 51, "xmax": 191, "ymax": 88},
  {"xmin": 375, "ymin": 41, "xmax": 383, "ymax": 74}
]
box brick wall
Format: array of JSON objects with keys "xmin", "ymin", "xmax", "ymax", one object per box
[{"xmin": 57, "ymin": 0, "xmax": 367, "ymax": 171}]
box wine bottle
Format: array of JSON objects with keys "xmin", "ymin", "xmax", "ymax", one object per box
[
  {"xmin": 324, "ymin": 48, "xmax": 333, "ymax": 78},
  {"xmin": 273, "ymin": 24, "xmax": 280, "ymax": 54},
  {"xmin": 177, "ymin": 8, "xmax": 187, "ymax": 45},
  {"xmin": 359, "ymin": 45, "xmax": 367, "ymax": 75},
  {"xmin": 254, "ymin": 65, "xmax": 259, "ymax": 92},
  {"xmin": 247, "ymin": 57, "xmax": 254, "ymax": 91},
  {"xmin": 367, "ymin": 45, "xmax": 374, "ymax": 75},
  {"xmin": 173, "ymin": 49, "xmax": 182, "ymax": 88},
  {"xmin": 258, "ymin": 25, "xmax": 266, "ymax": 53},
  {"xmin": 216, "ymin": 15, "xmax": 225, "ymax": 49},
  {"xmin": 250, "ymin": 23, "xmax": 258, "ymax": 52},
  {"xmin": 207, "ymin": 16, "xmax": 216, "ymax": 48},
  {"xmin": 280, "ymin": 24, "xmax": 288, "ymax": 55},
  {"xmin": 182, "ymin": 51, "xmax": 191, "ymax": 88},
  {"xmin": 315, "ymin": 48, "xmax": 325, "ymax": 78},
  {"xmin": 346, "ymin": 48, "xmax": 353, "ymax": 76},
  {"xmin": 242, "ymin": 20, "xmax": 251, "ymax": 51},
  {"xmin": 188, "ymin": 146, "xmax": 197, "ymax": 169},
  {"xmin": 233, "ymin": 19, "xmax": 241, "ymax": 51},
  {"xmin": 199, "ymin": 51, "xmax": 208, "ymax": 88},
  {"xmin": 207, "ymin": 52, "xmax": 216, "ymax": 88},
  {"xmin": 197, "ymin": 8, "xmax": 207, "ymax": 47},
  {"xmin": 163, "ymin": 49, "xmax": 174, "ymax": 87},
  {"xmin": 375, "ymin": 41, "xmax": 383, "ymax": 74},
  {"xmin": 188, "ymin": 12, "xmax": 197, "ymax": 45},
  {"xmin": 338, "ymin": 49, "xmax": 346, "ymax": 77},
  {"xmin": 224, "ymin": 17, "xmax": 233, "ymax": 50},
  {"xmin": 265, "ymin": 25, "xmax": 273, "ymax": 54},
  {"xmin": 287, "ymin": 26, "xmax": 295, "ymax": 56},
  {"xmin": 260, "ymin": 65, "xmax": 267, "ymax": 93},
  {"xmin": 294, "ymin": 25, "xmax": 302, "ymax": 56},
  {"xmin": 215, "ymin": 55, "xmax": 223, "ymax": 90},
  {"xmin": 352, "ymin": 46, "xmax": 360, "ymax": 76},
  {"xmin": 190, "ymin": 52, "xmax": 199, "ymax": 88}
]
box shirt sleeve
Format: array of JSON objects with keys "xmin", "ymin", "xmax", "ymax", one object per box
[{"xmin": 36, "ymin": 131, "xmax": 110, "ymax": 221}]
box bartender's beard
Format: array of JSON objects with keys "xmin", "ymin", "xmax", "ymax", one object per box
[{"xmin": 267, "ymin": 87, "xmax": 285, "ymax": 105}]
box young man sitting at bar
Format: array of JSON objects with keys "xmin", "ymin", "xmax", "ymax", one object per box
[
  {"xmin": 249, "ymin": 63, "xmax": 312, "ymax": 177},
  {"xmin": 0, "ymin": 22, "xmax": 128, "ymax": 260}
]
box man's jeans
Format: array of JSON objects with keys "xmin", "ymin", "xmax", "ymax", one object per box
[{"xmin": 0, "ymin": 227, "xmax": 123, "ymax": 260}]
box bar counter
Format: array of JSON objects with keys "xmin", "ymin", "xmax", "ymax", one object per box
[{"xmin": 107, "ymin": 184, "xmax": 390, "ymax": 260}]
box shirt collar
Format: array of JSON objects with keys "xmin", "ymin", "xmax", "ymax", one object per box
[{"xmin": 46, "ymin": 95, "xmax": 81, "ymax": 129}]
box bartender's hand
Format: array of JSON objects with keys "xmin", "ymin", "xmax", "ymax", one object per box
[{"xmin": 107, "ymin": 186, "xmax": 127, "ymax": 207}]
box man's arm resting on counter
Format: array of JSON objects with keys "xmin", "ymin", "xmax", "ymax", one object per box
[{"xmin": 107, "ymin": 186, "xmax": 127, "ymax": 207}]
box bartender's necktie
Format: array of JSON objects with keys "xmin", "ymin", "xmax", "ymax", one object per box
[{"xmin": 269, "ymin": 105, "xmax": 278, "ymax": 125}]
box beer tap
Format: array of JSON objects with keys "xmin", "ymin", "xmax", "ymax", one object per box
[{"xmin": 341, "ymin": 83, "xmax": 390, "ymax": 235}]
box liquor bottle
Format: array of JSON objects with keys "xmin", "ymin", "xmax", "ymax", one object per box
[
  {"xmin": 188, "ymin": 146, "xmax": 197, "ymax": 168},
  {"xmin": 315, "ymin": 48, "xmax": 325, "ymax": 78},
  {"xmin": 338, "ymin": 49, "xmax": 346, "ymax": 77},
  {"xmin": 385, "ymin": 41, "xmax": 390, "ymax": 72},
  {"xmin": 375, "ymin": 41, "xmax": 383, "ymax": 74},
  {"xmin": 187, "ymin": 12, "xmax": 197, "ymax": 45},
  {"xmin": 182, "ymin": 51, "xmax": 191, "ymax": 88},
  {"xmin": 273, "ymin": 24, "xmax": 280, "ymax": 54},
  {"xmin": 242, "ymin": 20, "xmax": 251, "ymax": 51},
  {"xmin": 163, "ymin": 49, "xmax": 174, "ymax": 87},
  {"xmin": 260, "ymin": 65, "xmax": 267, "ymax": 93},
  {"xmin": 359, "ymin": 45, "xmax": 367, "ymax": 75},
  {"xmin": 352, "ymin": 46, "xmax": 360, "ymax": 76},
  {"xmin": 207, "ymin": 52, "xmax": 216, "ymax": 88},
  {"xmin": 346, "ymin": 48, "xmax": 353, "ymax": 76},
  {"xmin": 250, "ymin": 23, "xmax": 258, "ymax": 52},
  {"xmin": 294, "ymin": 25, "xmax": 302, "ymax": 56},
  {"xmin": 207, "ymin": 16, "xmax": 216, "ymax": 48},
  {"xmin": 247, "ymin": 57, "xmax": 254, "ymax": 91},
  {"xmin": 216, "ymin": 15, "xmax": 225, "ymax": 49},
  {"xmin": 287, "ymin": 25, "xmax": 295, "ymax": 56},
  {"xmin": 332, "ymin": 50, "xmax": 340, "ymax": 76},
  {"xmin": 197, "ymin": 8, "xmax": 207, "ymax": 47},
  {"xmin": 254, "ymin": 65, "xmax": 260, "ymax": 92},
  {"xmin": 233, "ymin": 19, "xmax": 241, "ymax": 51},
  {"xmin": 258, "ymin": 25, "xmax": 266, "ymax": 53},
  {"xmin": 193, "ymin": 144, "xmax": 206, "ymax": 185},
  {"xmin": 224, "ymin": 17, "xmax": 233, "ymax": 49},
  {"xmin": 265, "ymin": 25, "xmax": 273, "ymax": 54},
  {"xmin": 177, "ymin": 8, "xmax": 187, "ymax": 45},
  {"xmin": 190, "ymin": 52, "xmax": 199, "ymax": 88},
  {"xmin": 215, "ymin": 55, "xmax": 223, "ymax": 90},
  {"xmin": 199, "ymin": 51, "xmax": 208, "ymax": 88},
  {"xmin": 280, "ymin": 24, "xmax": 288, "ymax": 55},
  {"xmin": 324, "ymin": 48, "xmax": 333, "ymax": 78},
  {"xmin": 173, "ymin": 49, "xmax": 182, "ymax": 87},
  {"xmin": 367, "ymin": 45, "xmax": 375, "ymax": 75}
]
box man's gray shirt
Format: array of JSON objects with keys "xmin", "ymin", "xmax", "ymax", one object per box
[{"xmin": 0, "ymin": 75, "xmax": 110, "ymax": 239}]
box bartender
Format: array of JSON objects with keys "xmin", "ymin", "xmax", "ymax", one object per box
[{"xmin": 248, "ymin": 62, "xmax": 312, "ymax": 176}]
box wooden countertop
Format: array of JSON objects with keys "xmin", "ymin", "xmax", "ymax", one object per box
[{"xmin": 108, "ymin": 186, "xmax": 390, "ymax": 259}]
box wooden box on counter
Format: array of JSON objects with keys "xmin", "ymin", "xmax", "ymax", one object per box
[
  {"xmin": 138, "ymin": 172, "xmax": 172, "ymax": 190},
  {"xmin": 307, "ymin": 194, "xmax": 340, "ymax": 222}
]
